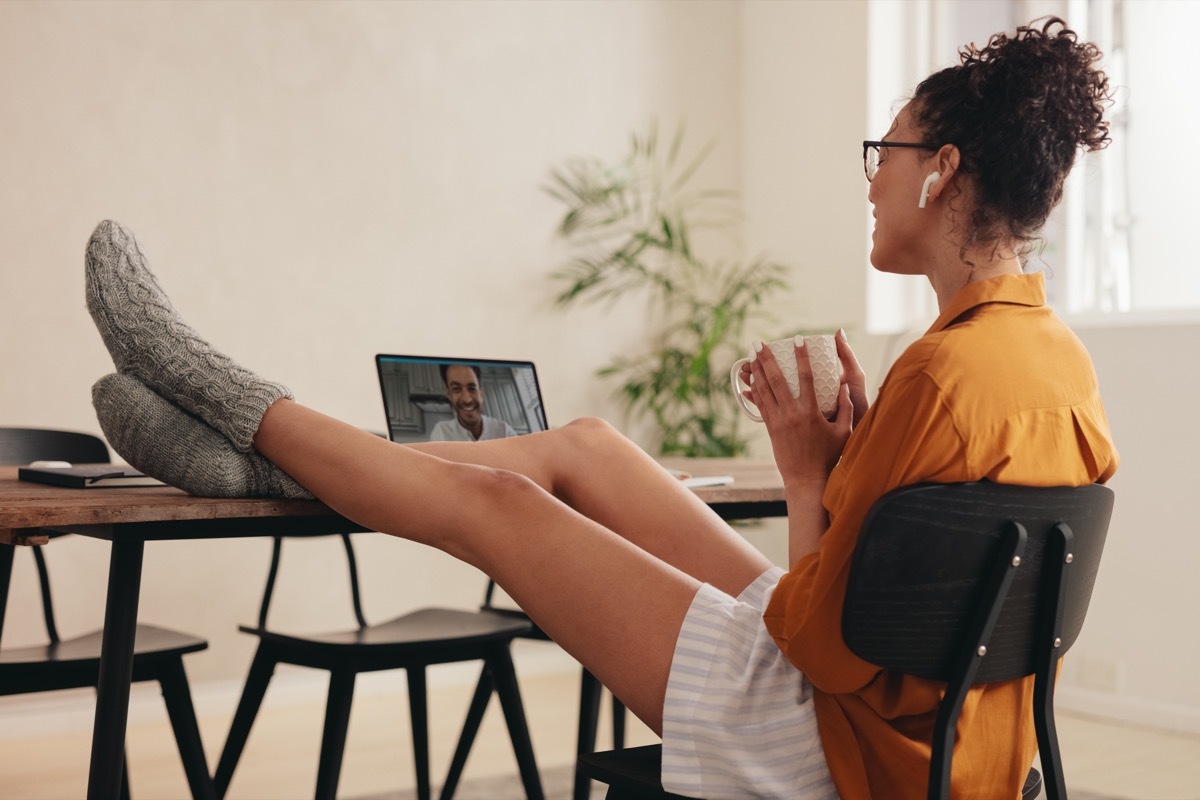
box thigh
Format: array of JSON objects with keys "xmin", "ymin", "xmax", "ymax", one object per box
[
  {"xmin": 256, "ymin": 401, "xmax": 707, "ymax": 732},
  {"xmin": 408, "ymin": 418, "xmax": 774, "ymax": 597}
]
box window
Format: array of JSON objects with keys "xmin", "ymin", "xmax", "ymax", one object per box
[
  {"xmin": 866, "ymin": 0, "xmax": 1195, "ymax": 331},
  {"xmin": 1048, "ymin": 0, "xmax": 1196, "ymax": 316}
]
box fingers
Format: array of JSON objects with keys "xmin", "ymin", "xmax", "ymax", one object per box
[
  {"xmin": 747, "ymin": 338, "xmax": 821, "ymax": 422},
  {"xmin": 791, "ymin": 337, "xmax": 821, "ymax": 407},
  {"xmin": 835, "ymin": 328, "xmax": 865, "ymax": 382},
  {"xmin": 833, "ymin": 382, "xmax": 854, "ymax": 430},
  {"xmin": 746, "ymin": 342, "xmax": 784, "ymax": 417},
  {"xmin": 835, "ymin": 328, "xmax": 870, "ymax": 425}
]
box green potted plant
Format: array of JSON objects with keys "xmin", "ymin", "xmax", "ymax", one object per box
[{"xmin": 545, "ymin": 125, "xmax": 794, "ymax": 457}]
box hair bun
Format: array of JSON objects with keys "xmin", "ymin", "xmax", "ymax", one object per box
[
  {"xmin": 961, "ymin": 16, "xmax": 1110, "ymax": 153},
  {"xmin": 909, "ymin": 16, "xmax": 1114, "ymax": 257}
]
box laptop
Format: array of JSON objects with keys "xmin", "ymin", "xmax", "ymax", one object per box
[
  {"xmin": 375, "ymin": 354, "xmax": 549, "ymax": 445},
  {"xmin": 375, "ymin": 353, "xmax": 730, "ymax": 487}
]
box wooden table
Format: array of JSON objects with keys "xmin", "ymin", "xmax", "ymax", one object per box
[
  {"xmin": 657, "ymin": 456, "xmax": 786, "ymax": 520},
  {"xmin": 0, "ymin": 457, "xmax": 784, "ymax": 799}
]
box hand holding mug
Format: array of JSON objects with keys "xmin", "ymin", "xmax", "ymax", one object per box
[{"xmin": 730, "ymin": 335, "xmax": 843, "ymax": 421}]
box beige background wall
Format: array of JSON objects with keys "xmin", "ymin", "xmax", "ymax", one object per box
[
  {"xmin": 2, "ymin": 0, "xmax": 1196, "ymax": 742},
  {"xmin": 0, "ymin": 0, "xmax": 749, "ymax": 689}
]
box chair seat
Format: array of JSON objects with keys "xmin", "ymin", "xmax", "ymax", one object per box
[
  {"xmin": 0, "ymin": 623, "xmax": 207, "ymax": 693},
  {"xmin": 240, "ymin": 607, "xmax": 533, "ymax": 650},
  {"xmin": 576, "ymin": 745, "xmax": 690, "ymax": 800},
  {"xmin": 0, "ymin": 623, "xmax": 207, "ymax": 667},
  {"xmin": 579, "ymin": 745, "xmax": 1043, "ymax": 800},
  {"xmin": 482, "ymin": 604, "xmax": 554, "ymax": 641},
  {"xmin": 1022, "ymin": 767, "xmax": 1042, "ymax": 799},
  {"xmin": 221, "ymin": 603, "xmax": 542, "ymax": 797}
]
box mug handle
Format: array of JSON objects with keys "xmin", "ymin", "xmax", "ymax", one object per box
[{"xmin": 730, "ymin": 358, "xmax": 763, "ymax": 423}]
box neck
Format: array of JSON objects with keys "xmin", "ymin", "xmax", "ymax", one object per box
[{"xmin": 929, "ymin": 243, "xmax": 1023, "ymax": 310}]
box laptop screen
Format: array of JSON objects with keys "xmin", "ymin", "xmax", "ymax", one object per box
[{"xmin": 375, "ymin": 354, "xmax": 548, "ymax": 445}]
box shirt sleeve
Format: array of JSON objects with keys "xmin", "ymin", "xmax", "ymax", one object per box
[{"xmin": 763, "ymin": 370, "xmax": 969, "ymax": 694}]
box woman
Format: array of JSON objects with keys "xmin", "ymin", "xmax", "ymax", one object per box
[{"xmin": 86, "ymin": 17, "xmax": 1116, "ymax": 799}]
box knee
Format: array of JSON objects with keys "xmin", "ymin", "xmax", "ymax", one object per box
[
  {"xmin": 425, "ymin": 463, "xmax": 547, "ymax": 563},
  {"xmin": 455, "ymin": 462, "xmax": 544, "ymax": 507},
  {"xmin": 560, "ymin": 416, "xmax": 624, "ymax": 448},
  {"xmin": 565, "ymin": 417, "xmax": 641, "ymax": 462}
]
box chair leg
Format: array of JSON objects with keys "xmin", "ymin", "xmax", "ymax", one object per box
[
  {"xmin": 0, "ymin": 543, "xmax": 14, "ymax": 646},
  {"xmin": 611, "ymin": 695, "xmax": 626, "ymax": 751},
  {"xmin": 157, "ymin": 659, "xmax": 217, "ymax": 800},
  {"xmin": 407, "ymin": 667, "xmax": 431, "ymax": 800},
  {"xmin": 314, "ymin": 669, "xmax": 357, "ymax": 800},
  {"xmin": 120, "ymin": 751, "xmax": 131, "ymax": 800},
  {"xmin": 489, "ymin": 648, "xmax": 544, "ymax": 800},
  {"xmin": 574, "ymin": 669, "xmax": 604, "ymax": 800},
  {"xmin": 1034, "ymin": 526, "xmax": 1073, "ymax": 800},
  {"xmin": 440, "ymin": 664, "xmax": 497, "ymax": 800},
  {"xmin": 214, "ymin": 649, "xmax": 276, "ymax": 798}
]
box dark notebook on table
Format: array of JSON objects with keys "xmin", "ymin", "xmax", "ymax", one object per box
[{"xmin": 18, "ymin": 463, "xmax": 166, "ymax": 489}]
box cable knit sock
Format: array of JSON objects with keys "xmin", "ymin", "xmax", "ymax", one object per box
[
  {"xmin": 93, "ymin": 373, "xmax": 314, "ymax": 499},
  {"xmin": 85, "ymin": 219, "xmax": 290, "ymax": 452}
]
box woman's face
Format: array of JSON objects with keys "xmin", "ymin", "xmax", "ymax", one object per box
[{"xmin": 867, "ymin": 105, "xmax": 939, "ymax": 275}]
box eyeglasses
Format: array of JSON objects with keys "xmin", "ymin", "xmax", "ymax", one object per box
[{"xmin": 862, "ymin": 140, "xmax": 938, "ymax": 182}]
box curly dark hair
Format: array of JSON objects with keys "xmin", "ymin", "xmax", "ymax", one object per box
[{"xmin": 910, "ymin": 16, "xmax": 1113, "ymax": 260}]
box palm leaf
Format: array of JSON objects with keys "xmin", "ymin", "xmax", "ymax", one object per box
[{"xmin": 545, "ymin": 124, "xmax": 794, "ymax": 455}]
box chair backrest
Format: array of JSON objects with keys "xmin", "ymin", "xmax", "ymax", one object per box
[
  {"xmin": 844, "ymin": 481, "xmax": 1113, "ymax": 681},
  {"xmin": 842, "ymin": 481, "xmax": 1114, "ymax": 800},
  {"xmin": 0, "ymin": 427, "xmax": 112, "ymax": 649},
  {"xmin": 253, "ymin": 534, "xmax": 369, "ymax": 631},
  {"xmin": 0, "ymin": 427, "xmax": 110, "ymax": 466}
]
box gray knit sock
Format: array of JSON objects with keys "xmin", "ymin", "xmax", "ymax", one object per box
[
  {"xmin": 86, "ymin": 219, "xmax": 290, "ymax": 452},
  {"xmin": 93, "ymin": 373, "xmax": 314, "ymax": 499}
]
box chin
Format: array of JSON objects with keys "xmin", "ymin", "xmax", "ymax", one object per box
[
  {"xmin": 869, "ymin": 248, "xmax": 893, "ymax": 273},
  {"xmin": 870, "ymin": 248, "xmax": 921, "ymax": 276}
]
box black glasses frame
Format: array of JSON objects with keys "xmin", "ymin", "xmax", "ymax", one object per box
[{"xmin": 862, "ymin": 140, "xmax": 938, "ymax": 182}]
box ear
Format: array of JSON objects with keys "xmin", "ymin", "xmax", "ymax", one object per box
[{"xmin": 924, "ymin": 144, "xmax": 960, "ymax": 205}]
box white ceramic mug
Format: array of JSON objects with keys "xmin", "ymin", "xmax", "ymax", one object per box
[{"xmin": 730, "ymin": 335, "xmax": 842, "ymax": 422}]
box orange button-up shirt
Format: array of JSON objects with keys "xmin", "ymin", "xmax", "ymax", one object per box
[{"xmin": 763, "ymin": 273, "xmax": 1118, "ymax": 799}]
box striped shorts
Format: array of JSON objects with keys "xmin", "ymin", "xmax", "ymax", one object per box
[{"xmin": 661, "ymin": 567, "xmax": 839, "ymax": 799}]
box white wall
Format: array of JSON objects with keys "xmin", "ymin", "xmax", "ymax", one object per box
[
  {"xmin": 2, "ymin": 0, "xmax": 1196, "ymax": 742},
  {"xmin": 1057, "ymin": 322, "xmax": 1200, "ymax": 733},
  {"xmin": 0, "ymin": 0, "xmax": 744, "ymax": 685}
]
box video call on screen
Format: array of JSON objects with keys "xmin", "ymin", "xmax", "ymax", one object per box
[{"xmin": 377, "ymin": 356, "xmax": 548, "ymax": 445}]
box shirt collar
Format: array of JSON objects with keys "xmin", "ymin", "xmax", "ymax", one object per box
[{"xmin": 926, "ymin": 272, "xmax": 1046, "ymax": 335}]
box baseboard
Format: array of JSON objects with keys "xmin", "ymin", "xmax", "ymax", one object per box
[
  {"xmin": 1056, "ymin": 685, "xmax": 1200, "ymax": 736},
  {"xmin": 13, "ymin": 649, "xmax": 1189, "ymax": 744},
  {"xmin": 0, "ymin": 640, "xmax": 581, "ymax": 742}
]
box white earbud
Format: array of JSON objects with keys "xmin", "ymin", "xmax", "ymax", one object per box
[{"xmin": 918, "ymin": 171, "xmax": 941, "ymax": 209}]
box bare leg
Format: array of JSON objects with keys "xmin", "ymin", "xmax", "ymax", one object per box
[
  {"xmin": 404, "ymin": 419, "xmax": 773, "ymax": 596},
  {"xmin": 83, "ymin": 221, "xmax": 773, "ymax": 730},
  {"xmin": 254, "ymin": 401, "xmax": 725, "ymax": 733}
]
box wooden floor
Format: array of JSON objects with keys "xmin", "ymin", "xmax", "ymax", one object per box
[{"xmin": 2, "ymin": 660, "xmax": 1199, "ymax": 799}]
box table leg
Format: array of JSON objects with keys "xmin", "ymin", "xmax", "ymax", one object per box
[
  {"xmin": 0, "ymin": 543, "xmax": 14, "ymax": 645},
  {"xmin": 87, "ymin": 537, "xmax": 145, "ymax": 800}
]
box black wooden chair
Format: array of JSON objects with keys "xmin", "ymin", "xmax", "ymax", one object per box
[
  {"xmin": 577, "ymin": 481, "xmax": 1114, "ymax": 800},
  {"xmin": 444, "ymin": 579, "xmax": 627, "ymax": 800},
  {"xmin": 212, "ymin": 533, "xmax": 545, "ymax": 800},
  {"xmin": 0, "ymin": 427, "xmax": 213, "ymax": 800}
]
